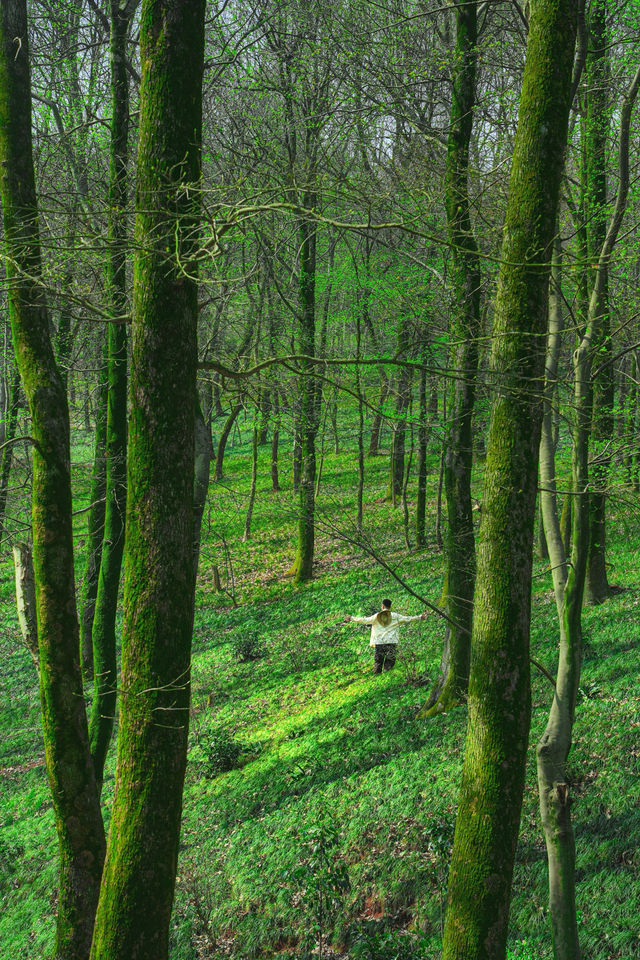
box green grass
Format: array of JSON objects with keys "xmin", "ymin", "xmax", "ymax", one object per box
[{"xmin": 0, "ymin": 417, "xmax": 639, "ymax": 958}]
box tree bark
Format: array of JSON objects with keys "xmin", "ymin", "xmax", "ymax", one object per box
[
  {"xmin": 441, "ymin": 4, "xmax": 578, "ymax": 957},
  {"xmin": 214, "ymin": 401, "xmax": 242, "ymax": 481},
  {"xmin": 0, "ymin": 5, "xmax": 105, "ymax": 956},
  {"xmin": 423, "ymin": 0, "xmax": 481, "ymax": 715},
  {"xmin": 13, "ymin": 541, "xmax": 39, "ymax": 671},
  {"xmin": 415, "ymin": 359, "xmax": 428, "ymax": 549},
  {"xmin": 89, "ymin": 0, "xmax": 134, "ymax": 789},
  {"xmin": 89, "ymin": 2, "xmax": 205, "ymax": 956},
  {"xmin": 80, "ymin": 347, "xmax": 108, "ymax": 682},
  {"xmin": 271, "ymin": 389, "xmax": 280, "ymax": 491},
  {"xmin": 243, "ymin": 425, "xmax": 258, "ymax": 542},
  {"xmin": 368, "ymin": 370, "xmax": 389, "ymax": 456},
  {"xmin": 193, "ymin": 393, "xmax": 211, "ymax": 578},
  {"xmin": 0, "ymin": 364, "xmax": 20, "ymax": 546},
  {"xmin": 584, "ymin": 0, "xmax": 611, "ymax": 604},
  {"xmin": 291, "ymin": 207, "xmax": 318, "ymax": 582}
]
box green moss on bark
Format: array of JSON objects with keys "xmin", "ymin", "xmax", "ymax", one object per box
[
  {"xmin": 89, "ymin": 2, "xmax": 206, "ymax": 957},
  {"xmin": 441, "ymin": 3, "xmax": 578, "ymax": 958},
  {"xmin": 427, "ymin": 0, "xmax": 480, "ymax": 713},
  {"xmin": 0, "ymin": 4, "xmax": 105, "ymax": 957},
  {"xmin": 89, "ymin": 0, "xmax": 133, "ymax": 789}
]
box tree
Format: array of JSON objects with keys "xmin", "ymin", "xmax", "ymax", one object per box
[
  {"xmin": 89, "ymin": 0, "xmax": 206, "ymax": 956},
  {"xmin": 584, "ymin": 0, "xmax": 612, "ymax": 603},
  {"xmin": 441, "ymin": 3, "xmax": 578, "ymax": 957},
  {"xmin": 0, "ymin": 2, "xmax": 105, "ymax": 956},
  {"xmin": 89, "ymin": 0, "xmax": 138, "ymax": 790},
  {"xmin": 422, "ymin": 0, "xmax": 481, "ymax": 716}
]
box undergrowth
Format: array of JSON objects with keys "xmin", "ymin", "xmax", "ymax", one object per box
[{"xmin": 0, "ymin": 416, "xmax": 639, "ymax": 958}]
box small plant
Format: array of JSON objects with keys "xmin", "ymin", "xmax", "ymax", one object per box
[
  {"xmin": 201, "ymin": 727, "xmax": 243, "ymax": 776},
  {"xmin": 232, "ymin": 631, "xmax": 265, "ymax": 662},
  {"xmin": 506, "ymin": 938, "xmax": 541, "ymax": 960},
  {"xmin": 351, "ymin": 926, "xmax": 432, "ymax": 960},
  {"xmin": 281, "ymin": 818, "xmax": 350, "ymax": 960}
]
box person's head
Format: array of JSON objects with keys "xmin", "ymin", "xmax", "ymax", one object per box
[{"xmin": 377, "ymin": 599, "xmax": 392, "ymax": 626}]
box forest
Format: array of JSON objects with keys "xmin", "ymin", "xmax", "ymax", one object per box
[{"xmin": 0, "ymin": 1, "xmax": 639, "ymax": 959}]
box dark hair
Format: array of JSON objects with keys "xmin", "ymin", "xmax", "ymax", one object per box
[{"xmin": 382, "ymin": 599, "xmax": 392, "ymax": 609}]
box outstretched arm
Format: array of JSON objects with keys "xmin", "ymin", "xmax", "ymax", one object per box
[
  {"xmin": 345, "ymin": 614, "xmax": 377, "ymax": 625},
  {"xmin": 395, "ymin": 612, "xmax": 428, "ymax": 623}
]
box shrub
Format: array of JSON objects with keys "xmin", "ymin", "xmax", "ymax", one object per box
[
  {"xmin": 232, "ymin": 631, "xmax": 265, "ymax": 663},
  {"xmin": 201, "ymin": 728, "xmax": 243, "ymax": 776}
]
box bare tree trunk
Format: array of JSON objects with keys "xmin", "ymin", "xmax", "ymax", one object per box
[
  {"xmin": 368, "ymin": 370, "xmax": 389, "ymax": 456},
  {"xmin": 193, "ymin": 394, "xmax": 212, "ymax": 577},
  {"xmin": 271, "ymin": 389, "xmax": 280, "ymax": 491},
  {"xmin": 243, "ymin": 426, "xmax": 258, "ymax": 542},
  {"xmin": 13, "ymin": 541, "xmax": 39, "ymax": 672},
  {"xmin": 214, "ymin": 402, "xmax": 242, "ymax": 481}
]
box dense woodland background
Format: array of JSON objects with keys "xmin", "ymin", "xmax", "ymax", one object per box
[{"xmin": 0, "ymin": 1, "xmax": 639, "ymax": 959}]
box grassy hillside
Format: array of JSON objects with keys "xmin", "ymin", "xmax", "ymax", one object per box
[{"xmin": 1, "ymin": 419, "xmax": 639, "ymax": 959}]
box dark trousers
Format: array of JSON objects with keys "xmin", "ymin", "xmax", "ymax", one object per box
[{"xmin": 373, "ymin": 643, "xmax": 396, "ymax": 674}]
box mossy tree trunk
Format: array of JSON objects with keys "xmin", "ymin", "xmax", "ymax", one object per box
[
  {"xmin": 89, "ymin": 1, "xmax": 205, "ymax": 956},
  {"xmin": 537, "ymin": 58, "xmax": 640, "ymax": 960},
  {"xmin": 441, "ymin": 4, "xmax": 578, "ymax": 958},
  {"xmin": 89, "ymin": 0, "xmax": 136, "ymax": 789},
  {"xmin": 80, "ymin": 341, "xmax": 108, "ymax": 681},
  {"xmin": 584, "ymin": 0, "xmax": 611, "ymax": 604},
  {"xmin": 0, "ymin": 4, "xmax": 106, "ymax": 957},
  {"xmin": 0, "ymin": 364, "xmax": 20, "ymax": 545},
  {"xmin": 423, "ymin": 0, "xmax": 480, "ymax": 716}
]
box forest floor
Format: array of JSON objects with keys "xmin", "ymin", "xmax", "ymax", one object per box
[{"xmin": 1, "ymin": 420, "xmax": 639, "ymax": 959}]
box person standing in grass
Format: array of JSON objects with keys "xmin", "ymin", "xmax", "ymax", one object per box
[{"xmin": 345, "ymin": 598, "xmax": 427, "ymax": 674}]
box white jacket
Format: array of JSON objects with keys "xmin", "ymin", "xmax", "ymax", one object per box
[{"xmin": 351, "ymin": 611, "xmax": 423, "ymax": 646}]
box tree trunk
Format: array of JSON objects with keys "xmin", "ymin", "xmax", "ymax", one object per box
[
  {"xmin": 584, "ymin": 0, "xmax": 611, "ymax": 604},
  {"xmin": 0, "ymin": 5, "xmax": 106, "ymax": 956},
  {"xmin": 538, "ymin": 52, "xmax": 640, "ymax": 960},
  {"xmin": 441, "ymin": 4, "xmax": 578, "ymax": 957},
  {"xmin": 89, "ymin": 0, "xmax": 134, "ymax": 789},
  {"xmin": 356, "ymin": 310, "xmax": 365, "ymax": 531},
  {"xmin": 271, "ymin": 389, "xmax": 280, "ymax": 491},
  {"xmin": 415, "ymin": 362, "xmax": 429, "ymax": 549},
  {"xmin": 291, "ymin": 208, "xmax": 317, "ymax": 583},
  {"xmin": 539, "ymin": 235, "xmax": 566, "ymax": 590},
  {"xmin": 292, "ymin": 426, "xmax": 302, "ymax": 491},
  {"xmin": 193, "ymin": 393, "xmax": 212, "ymax": 579},
  {"xmin": 0, "ymin": 364, "xmax": 20, "ymax": 546},
  {"xmin": 80, "ymin": 346, "xmax": 108, "ymax": 681},
  {"xmin": 13, "ymin": 541, "xmax": 39, "ymax": 671},
  {"xmin": 537, "ymin": 279, "xmax": 588, "ymax": 960},
  {"xmin": 423, "ymin": 0, "xmax": 481, "ymax": 716},
  {"xmin": 368, "ymin": 370, "xmax": 389, "ymax": 456},
  {"xmin": 89, "ymin": 2, "xmax": 205, "ymax": 957},
  {"xmin": 389, "ymin": 369, "xmax": 410, "ymax": 504},
  {"xmin": 624, "ymin": 352, "xmax": 637, "ymax": 483},
  {"xmin": 243, "ymin": 426, "xmax": 258, "ymax": 542},
  {"xmin": 214, "ymin": 401, "xmax": 242, "ymax": 481}
]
